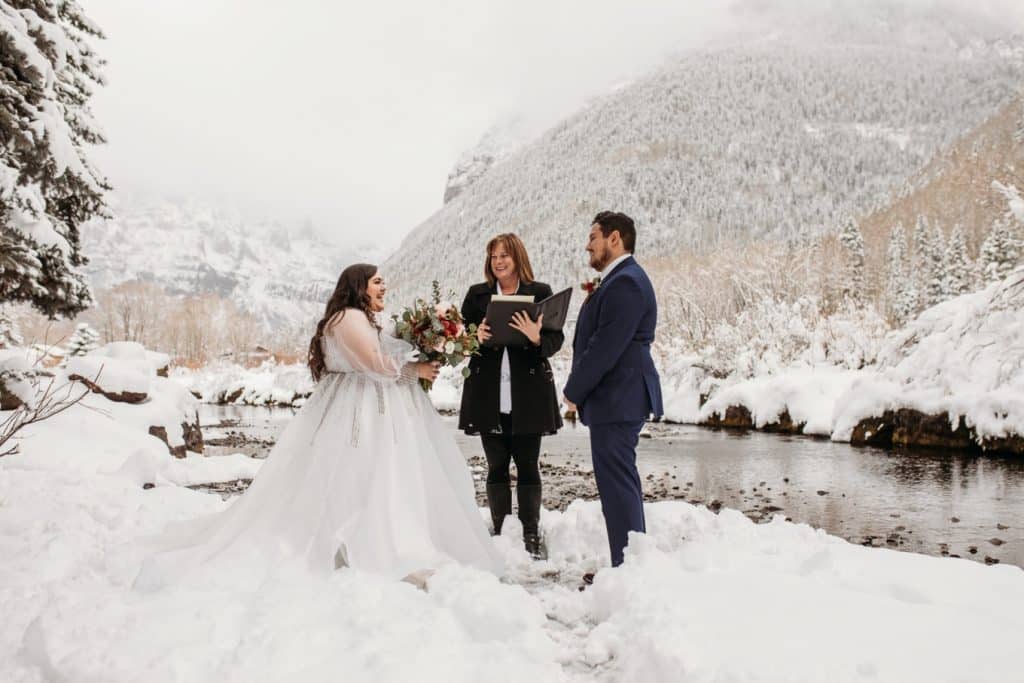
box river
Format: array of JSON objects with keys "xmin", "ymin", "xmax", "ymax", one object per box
[{"xmin": 199, "ymin": 404, "xmax": 1024, "ymax": 567}]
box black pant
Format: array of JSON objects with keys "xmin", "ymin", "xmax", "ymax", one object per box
[{"xmin": 480, "ymin": 414, "xmax": 541, "ymax": 486}]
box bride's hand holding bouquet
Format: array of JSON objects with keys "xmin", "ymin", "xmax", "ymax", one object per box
[{"xmin": 393, "ymin": 281, "xmax": 481, "ymax": 390}]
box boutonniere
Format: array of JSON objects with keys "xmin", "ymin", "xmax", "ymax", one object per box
[{"xmin": 581, "ymin": 276, "xmax": 602, "ymax": 295}]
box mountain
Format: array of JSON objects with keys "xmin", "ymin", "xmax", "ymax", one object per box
[
  {"xmin": 443, "ymin": 117, "xmax": 534, "ymax": 204},
  {"xmin": 858, "ymin": 96, "xmax": 1024, "ymax": 278},
  {"xmin": 384, "ymin": 3, "xmax": 1023, "ymax": 308},
  {"xmin": 81, "ymin": 199, "xmax": 382, "ymax": 331}
]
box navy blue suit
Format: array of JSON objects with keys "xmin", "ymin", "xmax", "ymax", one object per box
[{"xmin": 564, "ymin": 256, "xmax": 663, "ymax": 566}]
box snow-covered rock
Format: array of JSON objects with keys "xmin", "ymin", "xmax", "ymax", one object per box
[
  {"xmin": 0, "ymin": 348, "xmax": 35, "ymax": 410},
  {"xmin": 832, "ymin": 268, "xmax": 1024, "ymax": 449}
]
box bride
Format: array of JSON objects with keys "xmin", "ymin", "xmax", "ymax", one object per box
[{"xmin": 136, "ymin": 264, "xmax": 502, "ymax": 587}]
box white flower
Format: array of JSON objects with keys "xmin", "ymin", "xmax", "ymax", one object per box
[{"xmin": 444, "ymin": 341, "xmax": 455, "ymax": 354}]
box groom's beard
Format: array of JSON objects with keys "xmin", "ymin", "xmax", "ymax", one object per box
[{"xmin": 589, "ymin": 246, "xmax": 611, "ymax": 271}]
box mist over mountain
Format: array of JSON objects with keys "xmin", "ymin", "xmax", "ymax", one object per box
[
  {"xmin": 82, "ymin": 199, "xmax": 383, "ymax": 332},
  {"xmin": 385, "ymin": 1, "xmax": 1023, "ymax": 307}
]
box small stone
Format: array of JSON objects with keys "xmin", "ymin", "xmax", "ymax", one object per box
[
  {"xmin": 984, "ymin": 556, "xmax": 1000, "ymax": 565},
  {"xmin": 988, "ymin": 538, "xmax": 1004, "ymax": 546},
  {"xmin": 783, "ymin": 478, "xmax": 790, "ymax": 483},
  {"xmin": 996, "ymin": 523, "xmax": 1009, "ymax": 530},
  {"xmin": 950, "ymin": 517, "xmax": 960, "ymax": 523},
  {"xmin": 143, "ymin": 483, "xmax": 155, "ymax": 490},
  {"xmin": 816, "ymin": 490, "xmax": 829, "ymax": 496},
  {"xmin": 968, "ymin": 546, "xmax": 978, "ymax": 554}
]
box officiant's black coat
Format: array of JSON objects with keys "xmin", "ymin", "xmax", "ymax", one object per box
[{"xmin": 458, "ymin": 280, "xmax": 564, "ymax": 436}]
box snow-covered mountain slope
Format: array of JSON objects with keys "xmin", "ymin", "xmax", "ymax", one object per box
[
  {"xmin": 858, "ymin": 95, "xmax": 1024, "ymax": 273},
  {"xmin": 82, "ymin": 200, "xmax": 382, "ymax": 331},
  {"xmin": 443, "ymin": 117, "xmax": 534, "ymax": 204},
  {"xmin": 385, "ymin": 8, "xmax": 1023, "ymax": 306}
]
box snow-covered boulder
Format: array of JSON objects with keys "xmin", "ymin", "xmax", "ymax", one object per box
[
  {"xmin": 56, "ymin": 343, "xmax": 204, "ymax": 458},
  {"xmin": 0, "ymin": 348, "xmax": 35, "ymax": 410},
  {"xmin": 65, "ymin": 342, "xmax": 173, "ymax": 404},
  {"xmin": 833, "ymin": 268, "xmax": 1024, "ymax": 452}
]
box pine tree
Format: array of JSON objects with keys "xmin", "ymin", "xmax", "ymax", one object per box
[
  {"xmin": 980, "ymin": 218, "xmax": 1021, "ymax": 285},
  {"xmin": 838, "ymin": 216, "xmax": 865, "ymax": 303},
  {"xmin": 0, "ymin": 307, "xmax": 23, "ymax": 349},
  {"xmin": 910, "ymin": 215, "xmax": 932, "ymax": 311},
  {"xmin": 0, "ymin": 1, "xmax": 109, "ymax": 318},
  {"xmin": 924, "ymin": 223, "xmax": 947, "ymax": 306},
  {"xmin": 885, "ymin": 224, "xmax": 913, "ymax": 324},
  {"xmin": 65, "ymin": 321, "xmax": 99, "ymax": 356},
  {"xmin": 945, "ymin": 224, "xmax": 972, "ymax": 296}
]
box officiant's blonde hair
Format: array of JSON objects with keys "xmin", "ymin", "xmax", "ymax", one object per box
[{"xmin": 484, "ymin": 233, "xmax": 535, "ymax": 287}]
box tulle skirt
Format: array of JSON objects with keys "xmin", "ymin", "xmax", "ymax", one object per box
[{"xmin": 136, "ymin": 372, "xmax": 502, "ymax": 589}]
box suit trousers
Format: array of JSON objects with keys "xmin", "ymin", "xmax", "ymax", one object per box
[{"xmin": 589, "ymin": 420, "xmax": 646, "ymax": 567}]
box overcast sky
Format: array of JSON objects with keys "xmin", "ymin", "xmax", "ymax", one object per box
[
  {"xmin": 82, "ymin": 1, "xmax": 1024, "ymax": 249},
  {"xmin": 82, "ymin": 0, "xmax": 736, "ymax": 248}
]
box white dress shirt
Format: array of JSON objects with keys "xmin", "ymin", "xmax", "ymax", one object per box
[
  {"xmin": 495, "ymin": 279, "xmax": 519, "ymax": 415},
  {"xmin": 600, "ymin": 253, "xmax": 633, "ymax": 281}
]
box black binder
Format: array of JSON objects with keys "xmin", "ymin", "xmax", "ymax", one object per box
[{"xmin": 483, "ymin": 287, "xmax": 573, "ymax": 347}]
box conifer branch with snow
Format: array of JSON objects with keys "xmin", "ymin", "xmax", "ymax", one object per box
[{"xmin": 0, "ymin": 0, "xmax": 109, "ymax": 318}]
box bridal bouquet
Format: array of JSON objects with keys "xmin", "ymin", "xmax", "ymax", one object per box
[{"xmin": 392, "ymin": 281, "xmax": 480, "ymax": 390}]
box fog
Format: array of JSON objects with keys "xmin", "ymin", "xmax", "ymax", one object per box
[{"xmin": 82, "ymin": 0, "xmax": 1024, "ymax": 249}]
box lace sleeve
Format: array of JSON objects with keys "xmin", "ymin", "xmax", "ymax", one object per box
[{"xmin": 328, "ymin": 310, "xmax": 419, "ymax": 384}]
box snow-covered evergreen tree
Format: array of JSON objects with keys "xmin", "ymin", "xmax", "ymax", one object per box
[
  {"xmin": 945, "ymin": 224, "xmax": 973, "ymax": 296},
  {"xmin": 885, "ymin": 224, "xmax": 916, "ymax": 324},
  {"xmin": 909, "ymin": 216, "xmax": 931, "ymax": 310},
  {"xmin": 924, "ymin": 223, "xmax": 947, "ymax": 306},
  {"xmin": 65, "ymin": 322, "xmax": 99, "ymax": 356},
  {"xmin": 0, "ymin": 307, "xmax": 23, "ymax": 349},
  {"xmin": 979, "ymin": 217, "xmax": 1021, "ymax": 285},
  {"xmin": 0, "ymin": 1, "xmax": 109, "ymax": 318},
  {"xmin": 838, "ymin": 216, "xmax": 866, "ymax": 303}
]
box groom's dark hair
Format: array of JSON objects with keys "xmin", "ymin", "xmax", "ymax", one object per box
[{"xmin": 593, "ymin": 211, "xmax": 636, "ymax": 253}]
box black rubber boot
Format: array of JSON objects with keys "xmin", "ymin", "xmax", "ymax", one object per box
[
  {"xmin": 486, "ymin": 483, "xmax": 512, "ymax": 536},
  {"xmin": 517, "ymin": 484, "xmax": 544, "ymax": 559}
]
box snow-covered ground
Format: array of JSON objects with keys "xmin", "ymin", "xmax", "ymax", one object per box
[
  {"xmin": 2, "ymin": 380, "xmax": 1023, "ymax": 682},
  {"xmin": 659, "ymin": 269, "xmax": 1024, "ymax": 448},
  {"xmin": 175, "ymin": 357, "xmax": 573, "ymax": 415}
]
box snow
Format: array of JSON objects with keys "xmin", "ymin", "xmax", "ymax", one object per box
[
  {"xmin": 176, "ymin": 357, "xmax": 572, "ymax": 415},
  {"xmin": 701, "ymin": 366, "xmax": 867, "ymax": 436},
  {"xmin": 6, "ymin": 327, "xmax": 1024, "ymax": 681},
  {"xmin": 0, "ymin": 348, "xmax": 36, "ymax": 406},
  {"xmin": 2, "ymin": 419, "xmax": 1023, "ymax": 682},
  {"xmin": 832, "ymin": 271, "xmax": 1024, "ymax": 443},
  {"xmin": 80, "ymin": 197, "xmax": 382, "ymax": 335},
  {"xmin": 174, "ymin": 360, "xmax": 315, "ymax": 407},
  {"xmin": 66, "ymin": 355, "xmax": 152, "ymax": 395},
  {"xmin": 656, "ymin": 268, "xmax": 1024, "ymax": 448}
]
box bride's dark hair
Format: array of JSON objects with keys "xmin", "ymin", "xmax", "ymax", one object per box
[{"xmin": 308, "ymin": 263, "xmax": 380, "ymax": 381}]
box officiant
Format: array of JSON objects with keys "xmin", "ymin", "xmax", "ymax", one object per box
[{"xmin": 459, "ymin": 233, "xmax": 563, "ymax": 558}]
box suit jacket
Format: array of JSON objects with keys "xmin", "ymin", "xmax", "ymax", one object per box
[
  {"xmin": 564, "ymin": 256, "xmax": 663, "ymax": 426},
  {"xmin": 458, "ymin": 280, "xmax": 564, "ymax": 436}
]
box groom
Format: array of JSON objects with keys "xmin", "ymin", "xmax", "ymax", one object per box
[{"xmin": 564, "ymin": 211, "xmax": 663, "ymax": 571}]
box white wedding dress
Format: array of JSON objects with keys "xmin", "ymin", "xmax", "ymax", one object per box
[{"xmin": 136, "ymin": 309, "xmax": 502, "ymax": 588}]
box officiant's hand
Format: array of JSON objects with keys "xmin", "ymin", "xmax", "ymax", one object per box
[
  {"xmin": 476, "ymin": 319, "xmax": 492, "ymax": 343},
  {"xmin": 417, "ymin": 361, "xmax": 441, "ymax": 381},
  {"xmin": 510, "ymin": 311, "xmax": 543, "ymax": 346}
]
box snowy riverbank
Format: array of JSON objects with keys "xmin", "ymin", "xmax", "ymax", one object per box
[
  {"xmin": 2, "ymin": 430, "xmax": 1022, "ymax": 682},
  {"xmin": 5, "ymin": 341, "xmax": 1024, "ymax": 680}
]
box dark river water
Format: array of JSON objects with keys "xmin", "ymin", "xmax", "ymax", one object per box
[{"xmin": 200, "ymin": 405, "xmax": 1024, "ymax": 568}]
